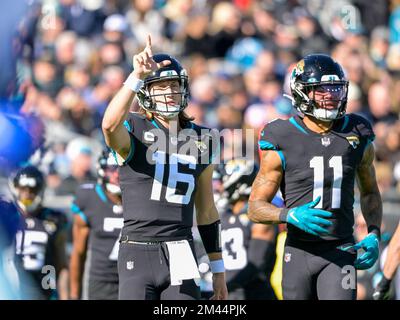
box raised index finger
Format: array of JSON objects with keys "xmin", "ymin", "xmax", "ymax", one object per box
[{"xmin": 146, "ymin": 35, "xmax": 153, "ymax": 56}]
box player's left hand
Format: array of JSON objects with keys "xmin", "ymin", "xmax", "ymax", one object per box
[
  {"xmin": 342, "ymin": 233, "xmax": 379, "ymax": 270},
  {"xmin": 210, "ymin": 272, "xmax": 228, "ymax": 300},
  {"xmin": 372, "ymin": 273, "xmax": 392, "ymax": 300}
]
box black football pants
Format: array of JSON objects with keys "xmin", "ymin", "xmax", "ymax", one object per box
[
  {"xmin": 118, "ymin": 241, "xmax": 201, "ymax": 300},
  {"xmin": 282, "ymin": 236, "xmax": 357, "ymax": 300}
]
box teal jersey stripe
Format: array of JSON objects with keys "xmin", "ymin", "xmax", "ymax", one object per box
[
  {"xmin": 70, "ymin": 203, "xmax": 89, "ymax": 224},
  {"xmin": 151, "ymin": 119, "xmax": 160, "ymax": 129},
  {"xmin": 123, "ymin": 137, "xmax": 135, "ymax": 165},
  {"xmin": 289, "ymin": 117, "xmax": 308, "ymax": 135},
  {"xmin": 110, "ymin": 139, "xmax": 135, "ymax": 166},
  {"xmin": 111, "ymin": 119, "xmax": 135, "ymax": 164},
  {"xmin": 341, "ymin": 115, "xmax": 349, "ymax": 131},
  {"xmin": 123, "ymin": 120, "xmax": 131, "ymax": 131},
  {"xmin": 95, "ymin": 184, "xmax": 108, "ymax": 203}
]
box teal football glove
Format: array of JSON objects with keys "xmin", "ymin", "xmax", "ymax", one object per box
[
  {"xmin": 340, "ymin": 233, "xmax": 380, "ymax": 270},
  {"xmin": 282, "ymin": 196, "xmax": 333, "ymax": 237}
]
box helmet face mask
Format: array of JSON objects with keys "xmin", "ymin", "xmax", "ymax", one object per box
[
  {"xmin": 220, "ymin": 159, "xmax": 258, "ymax": 204},
  {"xmin": 97, "ymin": 151, "xmax": 121, "ymax": 196},
  {"xmin": 136, "ymin": 54, "xmax": 189, "ymax": 119},
  {"xmin": 290, "ymin": 54, "xmax": 349, "ymax": 122},
  {"xmin": 11, "ymin": 166, "xmax": 45, "ymax": 214}
]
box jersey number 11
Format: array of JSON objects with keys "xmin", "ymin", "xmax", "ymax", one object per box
[{"xmin": 310, "ymin": 156, "xmax": 343, "ymax": 209}]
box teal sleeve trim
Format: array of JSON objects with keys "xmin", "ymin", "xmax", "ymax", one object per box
[
  {"xmin": 70, "ymin": 203, "xmax": 89, "ymax": 224},
  {"xmin": 151, "ymin": 119, "xmax": 160, "ymax": 129},
  {"xmin": 95, "ymin": 184, "xmax": 108, "ymax": 203},
  {"xmin": 289, "ymin": 117, "xmax": 308, "ymax": 135},
  {"xmin": 341, "ymin": 115, "xmax": 349, "ymax": 131},
  {"xmin": 258, "ymin": 141, "xmax": 286, "ymax": 170},
  {"xmin": 259, "ymin": 140, "xmax": 277, "ymax": 151},
  {"xmin": 362, "ymin": 137, "xmax": 375, "ymax": 156},
  {"xmin": 123, "ymin": 120, "xmax": 131, "ymax": 132},
  {"xmin": 110, "ymin": 119, "xmax": 135, "ymax": 165},
  {"xmin": 277, "ymin": 150, "xmax": 286, "ymax": 171},
  {"xmin": 123, "ymin": 136, "xmax": 135, "ymax": 165}
]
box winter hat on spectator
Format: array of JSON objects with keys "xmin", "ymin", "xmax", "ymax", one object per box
[{"xmin": 104, "ymin": 14, "xmax": 128, "ymax": 33}]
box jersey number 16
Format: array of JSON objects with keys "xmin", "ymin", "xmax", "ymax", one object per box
[{"xmin": 150, "ymin": 151, "xmax": 196, "ymax": 205}]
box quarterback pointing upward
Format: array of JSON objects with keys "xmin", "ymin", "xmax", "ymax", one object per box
[
  {"xmin": 248, "ymin": 54, "xmax": 382, "ymax": 300},
  {"xmin": 102, "ymin": 35, "xmax": 227, "ymax": 300}
]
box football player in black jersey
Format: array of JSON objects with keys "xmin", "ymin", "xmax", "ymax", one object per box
[
  {"xmin": 11, "ymin": 166, "xmax": 68, "ymax": 300},
  {"xmin": 218, "ymin": 159, "xmax": 278, "ymax": 300},
  {"xmin": 102, "ymin": 35, "xmax": 227, "ymax": 300},
  {"xmin": 69, "ymin": 151, "xmax": 123, "ymax": 300},
  {"xmin": 248, "ymin": 54, "xmax": 382, "ymax": 300}
]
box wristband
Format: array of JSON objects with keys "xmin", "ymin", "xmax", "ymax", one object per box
[
  {"xmin": 279, "ymin": 208, "xmax": 289, "ymax": 223},
  {"xmin": 124, "ymin": 73, "xmax": 144, "ymax": 93},
  {"xmin": 210, "ymin": 259, "xmax": 225, "ymax": 273}
]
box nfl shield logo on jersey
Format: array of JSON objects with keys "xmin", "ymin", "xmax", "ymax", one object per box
[
  {"xmin": 321, "ymin": 136, "xmax": 331, "ymax": 147},
  {"xmin": 284, "ymin": 253, "xmax": 291, "ymax": 263},
  {"xmin": 126, "ymin": 260, "xmax": 134, "ymax": 270}
]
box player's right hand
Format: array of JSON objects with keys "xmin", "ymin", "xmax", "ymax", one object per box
[
  {"xmin": 286, "ymin": 196, "xmax": 333, "ymax": 236},
  {"xmin": 132, "ymin": 35, "xmax": 171, "ymax": 80}
]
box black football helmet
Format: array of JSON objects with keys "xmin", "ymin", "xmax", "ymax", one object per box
[
  {"xmin": 136, "ymin": 53, "xmax": 189, "ymax": 118},
  {"xmin": 11, "ymin": 166, "xmax": 45, "ymax": 213},
  {"xmin": 220, "ymin": 159, "xmax": 258, "ymax": 203},
  {"xmin": 288, "ymin": 54, "xmax": 349, "ymax": 122},
  {"xmin": 97, "ymin": 150, "xmax": 121, "ymax": 195}
]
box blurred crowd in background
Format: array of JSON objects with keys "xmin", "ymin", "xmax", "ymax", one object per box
[
  {"xmin": 1, "ymin": 0, "xmax": 400, "ymax": 299},
  {"xmin": 9, "ymin": 0, "xmax": 400, "ymax": 203}
]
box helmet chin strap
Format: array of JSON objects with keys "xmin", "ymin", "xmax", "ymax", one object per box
[
  {"xmin": 312, "ymin": 108, "xmax": 339, "ymax": 121},
  {"xmin": 156, "ymin": 110, "xmax": 180, "ymax": 119},
  {"xmin": 18, "ymin": 196, "xmax": 42, "ymax": 214},
  {"xmin": 105, "ymin": 183, "xmax": 121, "ymax": 195},
  {"xmin": 153, "ymin": 101, "xmax": 181, "ymax": 119}
]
